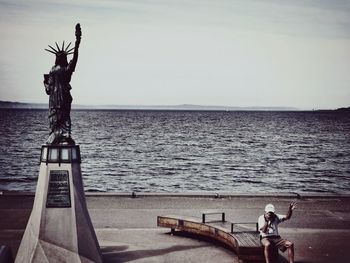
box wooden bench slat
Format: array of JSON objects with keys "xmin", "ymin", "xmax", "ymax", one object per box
[
  {"xmin": 160, "ymin": 214, "xmax": 201, "ymax": 222},
  {"xmin": 236, "ymin": 232, "xmax": 260, "ymax": 247},
  {"xmin": 235, "ymin": 233, "xmax": 255, "ymax": 247}
]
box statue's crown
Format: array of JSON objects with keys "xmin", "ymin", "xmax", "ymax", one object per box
[{"xmin": 45, "ymin": 41, "xmax": 74, "ymax": 56}]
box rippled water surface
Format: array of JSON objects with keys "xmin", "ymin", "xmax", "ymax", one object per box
[{"xmin": 0, "ymin": 109, "xmax": 349, "ymax": 193}]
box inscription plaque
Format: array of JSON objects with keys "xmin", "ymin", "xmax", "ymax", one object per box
[{"xmin": 46, "ymin": 170, "xmax": 71, "ymax": 208}]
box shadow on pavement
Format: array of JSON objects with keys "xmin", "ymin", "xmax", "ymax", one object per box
[
  {"xmin": 101, "ymin": 245, "xmax": 129, "ymax": 253},
  {"xmin": 102, "ymin": 244, "xmax": 209, "ymax": 263}
]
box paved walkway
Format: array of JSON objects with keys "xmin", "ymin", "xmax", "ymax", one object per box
[{"xmin": 1, "ymin": 193, "xmax": 350, "ymax": 262}]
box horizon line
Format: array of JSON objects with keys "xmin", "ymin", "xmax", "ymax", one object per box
[
  {"xmin": 1, "ymin": 100, "xmax": 348, "ymax": 111},
  {"xmin": 0, "ymin": 100, "xmax": 303, "ymax": 110}
]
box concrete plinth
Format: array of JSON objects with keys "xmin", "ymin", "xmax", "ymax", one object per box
[{"xmin": 15, "ymin": 145, "xmax": 102, "ymax": 263}]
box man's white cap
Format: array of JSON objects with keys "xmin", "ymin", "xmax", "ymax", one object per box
[{"xmin": 265, "ymin": 204, "xmax": 275, "ymax": 213}]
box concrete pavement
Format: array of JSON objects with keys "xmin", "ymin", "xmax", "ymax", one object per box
[{"xmin": 1, "ymin": 193, "xmax": 350, "ymax": 262}]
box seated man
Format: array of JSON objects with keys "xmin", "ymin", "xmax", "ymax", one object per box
[{"xmin": 258, "ymin": 202, "xmax": 297, "ymax": 263}]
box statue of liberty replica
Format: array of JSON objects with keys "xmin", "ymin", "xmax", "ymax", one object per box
[
  {"xmin": 15, "ymin": 24, "xmax": 102, "ymax": 263},
  {"xmin": 43, "ymin": 24, "xmax": 81, "ymax": 145}
]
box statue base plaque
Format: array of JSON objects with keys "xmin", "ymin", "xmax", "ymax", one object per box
[{"xmin": 15, "ymin": 145, "xmax": 102, "ymax": 263}]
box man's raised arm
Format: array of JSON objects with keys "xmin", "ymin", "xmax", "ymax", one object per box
[{"xmin": 285, "ymin": 201, "xmax": 297, "ymax": 220}]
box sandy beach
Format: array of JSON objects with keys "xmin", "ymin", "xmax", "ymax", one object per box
[{"xmin": 1, "ymin": 192, "xmax": 350, "ymax": 262}]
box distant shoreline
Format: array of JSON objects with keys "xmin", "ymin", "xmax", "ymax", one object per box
[{"xmin": 1, "ymin": 100, "xmax": 348, "ymax": 112}]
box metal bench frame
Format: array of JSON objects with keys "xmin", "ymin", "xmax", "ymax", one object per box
[{"xmin": 201, "ymin": 211, "xmax": 225, "ymax": 223}]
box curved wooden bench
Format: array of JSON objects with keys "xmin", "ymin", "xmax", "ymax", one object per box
[{"xmin": 157, "ymin": 215, "xmax": 266, "ymax": 262}]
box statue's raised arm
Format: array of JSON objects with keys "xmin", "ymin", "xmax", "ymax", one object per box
[
  {"xmin": 67, "ymin": 23, "xmax": 82, "ymax": 74},
  {"xmin": 76, "ymin": 23, "xmax": 82, "ymax": 43},
  {"xmin": 43, "ymin": 23, "xmax": 82, "ymax": 145}
]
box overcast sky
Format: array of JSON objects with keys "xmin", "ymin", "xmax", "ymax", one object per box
[{"xmin": 1, "ymin": 0, "xmax": 350, "ymax": 109}]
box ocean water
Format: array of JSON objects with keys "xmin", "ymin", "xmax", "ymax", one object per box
[{"xmin": 0, "ymin": 109, "xmax": 349, "ymax": 194}]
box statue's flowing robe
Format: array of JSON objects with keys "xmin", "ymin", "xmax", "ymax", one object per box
[{"xmin": 44, "ymin": 55, "xmax": 77, "ymax": 144}]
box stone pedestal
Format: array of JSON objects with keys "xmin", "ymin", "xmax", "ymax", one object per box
[{"xmin": 15, "ymin": 145, "xmax": 102, "ymax": 263}]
